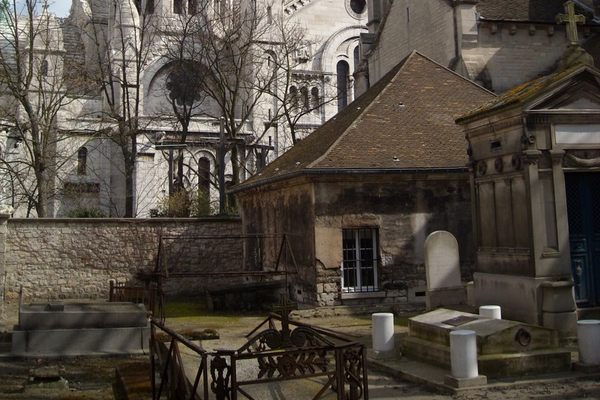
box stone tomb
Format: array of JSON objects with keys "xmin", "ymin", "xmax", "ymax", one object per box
[
  {"xmin": 12, "ymin": 302, "xmax": 149, "ymax": 356},
  {"xmin": 424, "ymin": 231, "xmax": 466, "ymax": 309},
  {"xmin": 401, "ymin": 308, "xmax": 571, "ymax": 378}
]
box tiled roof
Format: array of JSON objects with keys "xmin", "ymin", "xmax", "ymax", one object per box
[
  {"xmin": 476, "ymin": 0, "xmax": 594, "ymax": 23},
  {"xmin": 457, "ymin": 63, "xmax": 596, "ymax": 123},
  {"xmin": 234, "ymin": 51, "xmax": 496, "ymax": 192}
]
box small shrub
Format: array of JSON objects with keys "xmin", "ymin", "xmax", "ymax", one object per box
[{"xmin": 67, "ymin": 207, "xmax": 106, "ymax": 218}]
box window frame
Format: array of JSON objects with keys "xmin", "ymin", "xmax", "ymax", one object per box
[{"xmin": 341, "ymin": 227, "xmax": 379, "ymax": 293}]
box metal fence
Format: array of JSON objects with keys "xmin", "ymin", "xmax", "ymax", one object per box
[{"xmin": 150, "ymin": 312, "xmax": 368, "ymax": 400}]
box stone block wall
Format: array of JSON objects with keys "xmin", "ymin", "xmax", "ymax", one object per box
[
  {"xmin": 367, "ymin": 0, "xmax": 456, "ymax": 89},
  {"xmin": 2, "ymin": 217, "xmax": 242, "ymax": 301}
]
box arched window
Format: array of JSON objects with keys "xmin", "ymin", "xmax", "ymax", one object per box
[
  {"xmin": 337, "ymin": 60, "xmax": 349, "ymax": 111},
  {"xmin": 289, "ymin": 86, "xmax": 299, "ymax": 110},
  {"xmin": 311, "ymin": 87, "xmax": 320, "ymax": 112},
  {"xmin": 300, "ymin": 86, "xmax": 309, "ymax": 111},
  {"xmin": 41, "ymin": 59, "xmax": 48, "ymax": 76},
  {"xmin": 146, "ymin": 0, "xmax": 155, "ymax": 13},
  {"xmin": 188, "ymin": 0, "xmax": 197, "ymax": 14},
  {"xmin": 198, "ymin": 157, "xmax": 210, "ymax": 195},
  {"xmin": 77, "ymin": 147, "xmax": 88, "ymax": 175},
  {"xmin": 174, "ymin": 0, "xmax": 183, "ymax": 14}
]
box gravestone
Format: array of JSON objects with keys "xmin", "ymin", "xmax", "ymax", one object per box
[{"xmin": 424, "ymin": 231, "xmax": 466, "ymax": 309}]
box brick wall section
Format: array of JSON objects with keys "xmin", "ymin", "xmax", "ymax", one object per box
[{"xmin": 4, "ymin": 217, "xmax": 242, "ymax": 301}]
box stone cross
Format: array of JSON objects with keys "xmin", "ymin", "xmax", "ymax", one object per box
[{"xmin": 556, "ymin": 1, "xmax": 586, "ymax": 45}]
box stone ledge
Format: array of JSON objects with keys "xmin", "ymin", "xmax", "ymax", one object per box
[
  {"xmin": 341, "ymin": 291, "xmax": 386, "ymax": 300},
  {"xmin": 444, "ymin": 374, "xmax": 488, "ymax": 388}
]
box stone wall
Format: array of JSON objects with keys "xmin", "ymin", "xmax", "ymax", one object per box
[
  {"xmin": 2, "ymin": 217, "xmax": 242, "ymax": 301},
  {"xmin": 367, "ymin": 0, "xmax": 456, "ymax": 88},
  {"xmin": 236, "ymin": 180, "xmax": 317, "ymax": 305},
  {"xmin": 313, "ymin": 173, "xmax": 474, "ymax": 307}
]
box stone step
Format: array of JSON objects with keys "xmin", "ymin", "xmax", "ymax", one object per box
[
  {"xmin": 294, "ymin": 302, "xmax": 423, "ymax": 318},
  {"xmin": 401, "ymin": 336, "xmax": 572, "ymax": 378},
  {"xmin": 407, "ymin": 308, "xmax": 560, "ymax": 354}
]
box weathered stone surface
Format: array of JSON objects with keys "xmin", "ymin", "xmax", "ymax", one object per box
[
  {"xmin": 424, "ymin": 231, "xmax": 462, "ymax": 290},
  {"xmin": 4, "ymin": 218, "xmax": 242, "ymax": 300}
]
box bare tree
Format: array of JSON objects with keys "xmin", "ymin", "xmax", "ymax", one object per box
[
  {"xmin": 0, "ymin": 0, "xmax": 83, "ymax": 217},
  {"xmin": 159, "ymin": 2, "xmax": 327, "ymax": 212},
  {"xmin": 158, "ymin": 7, "xmax": 210, "ymax": 195},
  {"xmin": 84, "ymin": 0, "xmax": 157, "ymax": 217},
  {"xmin": 254, "ymin": 11, "xmax": 338, "ymax": 148}
]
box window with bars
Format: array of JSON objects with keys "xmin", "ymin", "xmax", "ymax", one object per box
[{"xmin": 342, "ymin": 228, "xmax": 378, "ymax": 292}]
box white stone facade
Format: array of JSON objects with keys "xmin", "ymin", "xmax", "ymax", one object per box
[{"xmin": 0, "ymin": 0, "xmax": 367, "ymax": 217}]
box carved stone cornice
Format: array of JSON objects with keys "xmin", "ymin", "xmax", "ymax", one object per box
[
  {"xmin": 465, "ymin": 115, "xmax": 522, "ymax": 138},
  {"xmin": 523, "ymin": 149, "xmax": 542, "ymax": 165},
  {"xmin": 284, "ymin": 0, "xmax": 313, "ymax": 15}
]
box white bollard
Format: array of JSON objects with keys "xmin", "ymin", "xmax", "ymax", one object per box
[
  {"xmin": 479, "ymin": 305, "xmax": 501, "ymax": 319},
  {"xmin": 450, "ymin": 330, "xmax": 479, "ymax": 379},
  {"xmin": 372, "ymin": 313, "xmax": 394, "ymax": 352},
  {"xmin": 577, "ymin": 320, "xmax": 600, "ymax": 365}
]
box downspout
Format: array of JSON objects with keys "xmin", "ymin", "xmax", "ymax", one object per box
[{"xmin": 451, "ymin": 0, "xmax": 462, "ymax": 70}]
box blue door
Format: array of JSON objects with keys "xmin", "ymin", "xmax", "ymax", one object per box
[{"xmin": 566, "ymin": 173, "xmax": 600, "ymax": 307}]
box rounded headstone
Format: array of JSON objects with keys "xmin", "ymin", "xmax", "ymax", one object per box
[
  {"xmin": 577, "ymin": 320, "xmax": 600, "ymax": 365},
  {"xmin": 450, "ymin": 330, "xmax": 478, "ymax": 379},
  {"xmin": 424, "ymin": 231, "xmax": 461, "ymax": 290},
  {"xmin": 372, "ymin": 313, "xmax": 394, "ymax": 352}
]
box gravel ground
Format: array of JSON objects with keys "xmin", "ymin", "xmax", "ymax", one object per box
[{"xmin": 1, "ymin": 300, "xmax": 599, "ymax": 399}]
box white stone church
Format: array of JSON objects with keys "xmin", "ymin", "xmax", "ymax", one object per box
[
  {"xmin": 2, "ymin": 0, "xmax": 600, "ymax": 219},
  {"xmin": 0, "ymin": 0, "xmax": 368, "ymax": 217}
]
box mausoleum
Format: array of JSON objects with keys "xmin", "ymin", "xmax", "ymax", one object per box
[{"xmin": 458, "ymin": 48, "xmax": 600, "ymax": 334}]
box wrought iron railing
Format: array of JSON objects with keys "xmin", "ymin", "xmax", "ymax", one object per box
[{"xmin": 150, "ymin": 312, "xmax": 369, "ymax": 400}]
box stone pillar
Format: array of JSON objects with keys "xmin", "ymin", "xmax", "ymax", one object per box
[
  {"xmin": 372, "ymin": 313, "xmax": 394, "ymax": 353},
  {"xmin": 444, "ymin": 330, "xmax": 487, "ymax": 388},
  {"xmin": 524, "ymin": 150, "xmax": 544, "ymax": 261}
]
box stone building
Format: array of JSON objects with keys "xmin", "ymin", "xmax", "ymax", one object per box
[
  {"xmin": 458, "ymin": 51, "xmax": 600, "ymax": 334},
  {"xmin": 357, "ymin": 0, "xmax": 600, "ymax": 95},
  {"xmin": 0, "ymin": 0, "xmax": 368, "ymax": 217},
  {"xmin": 232, "ymin": 52, "xmax": 494, "ymax": 307}
]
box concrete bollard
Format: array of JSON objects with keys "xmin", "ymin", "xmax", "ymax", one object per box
[
  {"xmin": 479, "ymin": 305, "xmax": 501, "ymax": 319},
  {"xmin": 372, "ymin": 313, "xmax": 394, "ymax": 352},
  {"xmin": 577, "ymin": 320, "xmax": 600, "ymax": 365},
  {"xmin": 450, "ymin": 330, "xmax": 478, "ymax": 379}
]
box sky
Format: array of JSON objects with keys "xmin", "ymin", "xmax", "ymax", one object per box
[
  {"xmin": 14, "ymin": 0, "xmax": 72, "ymax": 17},
  {"xmin": 49, "ymin": 0, "xmax": 71, "ymax": 17}
]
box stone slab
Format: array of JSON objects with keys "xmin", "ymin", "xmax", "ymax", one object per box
[
  {"xmin": 444, "ymin": 374, "xmax": 487, "ymax": 388},
  {"xmin": 410, "ymin": 308, "xmax": 560, "ymax": 353},
  {"xmin": 18, "ymin": 302, "xmax": 148, "ymax": 330},
  {"xmin": 11, "ymin": 326, "xmax": 149, "ymax": 356}
]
